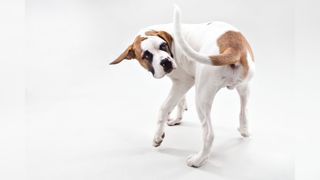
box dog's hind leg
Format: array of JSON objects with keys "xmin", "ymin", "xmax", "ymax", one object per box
[
  {"xmin": 153, "ymin": 80, "xmax": 194, "ymax": 147},
  {"xmin": 236, "ymin": 83, "xmax": 250, "ymax": 137},
  {"xmin": 167, "ymin": 96, "xmax": 188, "ymax": 126},
  {"xmin": 186, "ymin": 76, "xmax": 220, "ymax": 167}
]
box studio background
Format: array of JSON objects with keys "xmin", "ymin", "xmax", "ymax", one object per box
[{"xmin": 2, "ymin": 0, "xmax": 318, "ymax": 180}]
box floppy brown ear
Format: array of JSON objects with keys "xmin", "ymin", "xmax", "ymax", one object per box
[
  {"xmin": 110, "ymin": 44, "xmax": 135, "ymax": 65},
  {"xmin": 157, "ymin": 31, "xmax": 173, "ymax": 48}
]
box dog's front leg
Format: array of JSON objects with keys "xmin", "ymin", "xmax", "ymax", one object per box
[
  {"xmin": 167, "ymin": 96, "xmax": 187, "ymax": 126},
  {"xmin": 153, "ymin": 80, "xmax": 193, "ymax": 147}
]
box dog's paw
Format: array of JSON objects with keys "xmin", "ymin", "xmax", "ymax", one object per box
[
  {"xmin": 152, "ymin": 133, "xmax": 165, "ymax": 147},
  {"xmin": 186, "ymin": 153, "xmax": 208, "ymax": 168},
  {"xmin": 238, "ymin": 127, "xmax": 250, "ymax": 137},
  {"xmin": 167, "ymin": 117, "xmax": 182, "ymax": 126}
]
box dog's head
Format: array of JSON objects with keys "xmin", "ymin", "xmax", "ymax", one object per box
[{"xmin": 110, "ymin": 30, "xmax": 177, "ymax": 79}]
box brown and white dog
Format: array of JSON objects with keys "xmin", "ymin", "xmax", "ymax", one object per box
[{"xmin": 110, "ymin": 6, "xmax": 255, "ymax": 167}]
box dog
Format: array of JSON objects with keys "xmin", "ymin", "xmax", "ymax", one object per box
[{"xmin": 110, "ymin": 6, "xmax": 255, "ymax": 167}]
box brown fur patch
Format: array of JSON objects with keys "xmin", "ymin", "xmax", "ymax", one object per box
[
  {"xmin": 110, "ymin": 35, "xmax": 147, "ymax": 65},
  {"xmin": 109, "ymin": 35, "xmax": 157, "ymax": 73},
  {"xmin": 133, "ymin": 36, "xmax": 154, "ymax": 71},
  {"xmin": 209, "ymin": 31, "xmax": 254, "ymax": 78}
]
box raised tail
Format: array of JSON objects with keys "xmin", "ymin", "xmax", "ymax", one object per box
[{"xmin": 173, "ymin": 5, "xmax": 240, "ymax": 66}]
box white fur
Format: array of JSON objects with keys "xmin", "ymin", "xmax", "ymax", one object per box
[{"xmin": 136, "ymin": 7, "xmax": 254, "ymax": 167}]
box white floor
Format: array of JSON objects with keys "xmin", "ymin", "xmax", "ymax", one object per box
[{"xmin": 22, "ymin": 70, "xmax": 295, "ymax": 180}]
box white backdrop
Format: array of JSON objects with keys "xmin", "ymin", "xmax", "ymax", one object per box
[{"xmin": 0, "ymin": 0, "xmax": 319, "ymax": 180}]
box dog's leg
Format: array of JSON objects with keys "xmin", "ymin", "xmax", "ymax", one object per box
[
  {"xmin": 236, "ymin": 83, "xmax": 250, "ymax": 137},
  {"xmin": 167, "ymin": 96, "xmax": 187, "ymax": 126},
  {"xmin": 186, "ymin": 83, "xmax": 219, "ymax": 167},
  {"xmin": 153, "ymin": 80, "xmax": 193, "ymax": 147}
]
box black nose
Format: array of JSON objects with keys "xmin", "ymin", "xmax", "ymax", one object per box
[{"xmin": 160, "ymin": 58, "xmax": 173, "ymax": 73}]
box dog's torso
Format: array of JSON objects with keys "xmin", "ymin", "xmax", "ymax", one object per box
[{"xmin": 138, "ymin": 22, "xmax": 255, "ymax": 89}]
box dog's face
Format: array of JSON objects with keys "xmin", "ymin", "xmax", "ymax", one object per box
[{"xmin": 110, "ymin": 30, "xmax": 177, "ymax": 79}]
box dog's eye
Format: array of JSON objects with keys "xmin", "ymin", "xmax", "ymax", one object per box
[
  {"xmin": 142, "ymin": 50, "xmax": 153, "ymax": 62},
  {"xmin": 159, "ymin": 43, "xmax": 169, "ymax": 52}
]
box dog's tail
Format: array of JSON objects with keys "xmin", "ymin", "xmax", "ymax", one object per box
[{"xmin": 173, "ymin": 5, "xmax": 240, "ymax": 66}]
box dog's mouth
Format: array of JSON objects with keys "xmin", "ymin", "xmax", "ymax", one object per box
[
  {"xmin": 164, "ymin": 64, "xmax": 177, "ymax": 75},
  {"xmin": 152, "ymin": 63, "xmax": 177, "ymax": 78},
  {"xmin": 153, "ymin": 69, "xmax": 175, "ymax": 79},
  {"xmin": 165, "ymin": 68, "xmax": 173, "ymax": 74}
]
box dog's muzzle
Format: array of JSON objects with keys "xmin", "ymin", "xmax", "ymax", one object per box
[{"xmin": 160, "ymin": 58, "xmax": 174, "ymax": 73}]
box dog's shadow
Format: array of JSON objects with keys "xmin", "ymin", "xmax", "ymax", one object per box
[
  {"xmin": 100, "ymin": 135, "xmax": 252, "ymax": 179},
  {"xmin": 155, "ymin": 137, "xmax": 252, "ymax": 177},
  {"xmin": 156, "ymin": 146, "xmax": 194, "ymax": 157},
  {"xmin": 157, "ymin": 137, "xmax": 250, "ymax": 159},
  {"xmin": 101, "ymin": 120, "xmax": 252, "ymax": 179}
]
